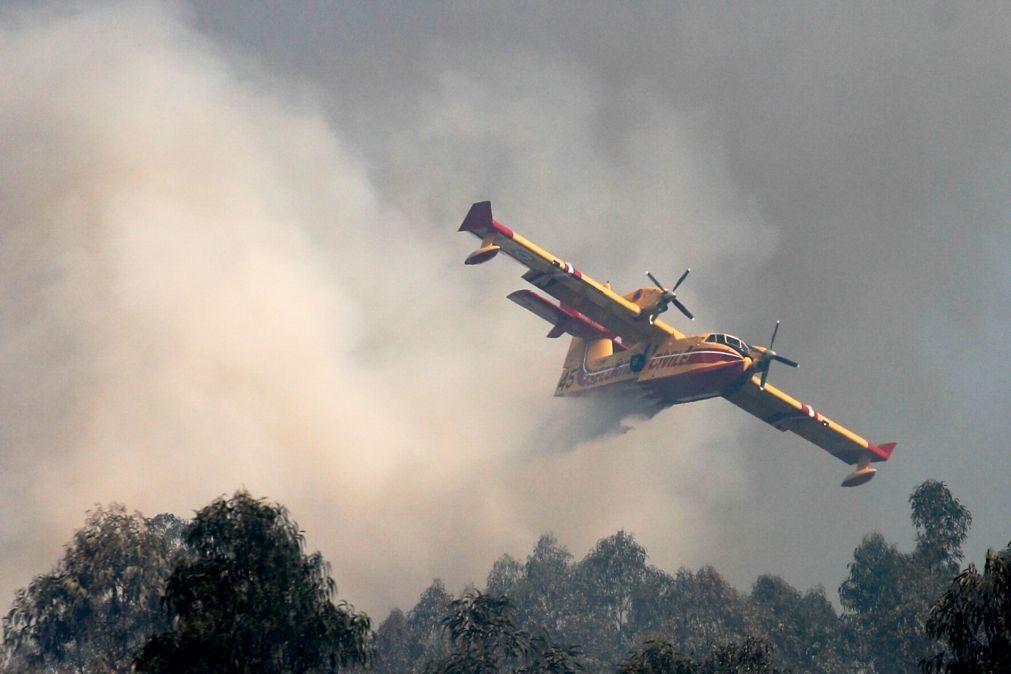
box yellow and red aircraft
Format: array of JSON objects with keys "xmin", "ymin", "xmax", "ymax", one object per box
[{"xmin": 460, "ymin": 201, "xmax": 895, "ymax": 487}]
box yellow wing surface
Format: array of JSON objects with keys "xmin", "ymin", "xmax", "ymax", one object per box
[
  {"xmin": 725, "ymin": 376, "xmax": 896, "ymax": 486},
  {"xmin": 460, "ymin": 201, "xmax": 682, "ymax": 346}
]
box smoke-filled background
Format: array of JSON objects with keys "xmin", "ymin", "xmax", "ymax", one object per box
[{"xmin": 2, "ymin": 1, "xmax": 1008, "ymax": 616}]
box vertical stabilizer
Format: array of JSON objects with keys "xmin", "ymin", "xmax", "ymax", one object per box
[{"xmin": 563, "ymin": 337, "xmax": 585, "ymax": 370}]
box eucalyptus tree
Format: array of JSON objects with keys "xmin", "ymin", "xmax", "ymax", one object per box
[
  {"xmin": 921, "ymin": 542, "xmax": 1011, "ymax": 673},
  {"xmin": 619, "ymin": 636, "xmax": 784, "ymax": 674},
  {"xmin": 134, "ymin": 490, "xmax": 371, "ymax": 673},
  {"xmin": 424, "ymin": 589, "xmax": 583, "ymax": 674},
  {"xmin": 750, "ymin": 575, "xmax": 852, "ymax": 673},
  {"xmin": 840, "ymin": 480, "xmax": 974, "ymax": 673},
  {"xmin": 909, "ymin": 480, "xmax": 973, "ymax": 575},
  {"xmin": 2, "ymin": 505, "xmax": 184, "ymax": 673}
]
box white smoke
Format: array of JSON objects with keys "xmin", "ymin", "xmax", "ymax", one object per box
[{"xmin": 0, "ymin": 1, "xmax": 780, "ymax": 615}]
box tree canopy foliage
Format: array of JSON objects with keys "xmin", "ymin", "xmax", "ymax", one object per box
[
  {"xmin": 618, "ymin": 636, "xmax": 783, "ymax": 674},
  {"xmin": 840, "ymin": 480, "xmax": 974, "ymax": 673},
  {"xmin": 373, "ymin": 480, "xmax": 1000, "ymax": 673},
  {"xmin": 134, "ymin": 490, "xmax": 371, "ymax": 673},
  {"xmin": 2, "ymin": 505, "xmax": 184, "ymax": 673},
  {"xmin": 3, "ymin": 480, "xmax": 1007, "ymax": 674},
  {"xmin": 424, "ymin": 589, "xmax": 583, "ymax": 673},
  {"xmin": 921, "ymin": 542, "xmax": 1011, "ymax": 673},
  {"xmin": 910, "ymin": 480, "xmax": 973, "ymax": 575}
]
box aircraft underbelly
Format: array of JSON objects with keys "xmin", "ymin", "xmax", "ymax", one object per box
[
  {"xmin": 640, "ymin": 360, "xmax": 749, "ymax": 404},
  {"xmin": 560, "ymin": 357, "xmax": 749, "ymax": 406}
]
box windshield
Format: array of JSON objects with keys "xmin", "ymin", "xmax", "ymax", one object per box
[{"xmin": 705, "ymin": 333, "xmax": 750, "ymax": 357}]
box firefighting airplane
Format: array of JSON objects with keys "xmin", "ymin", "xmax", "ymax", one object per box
[{"xmin": 460, "ymin": 201, "xmax": 895, "ymax": 487}]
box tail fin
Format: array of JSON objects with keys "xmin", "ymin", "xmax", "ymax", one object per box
[
  {"xmin": 557, "ymin": 336, "xmax": 615, "ymax": 396},
  {"xmin": 563, "ymin": 336, "xmax": 586, "ymax": 370}
]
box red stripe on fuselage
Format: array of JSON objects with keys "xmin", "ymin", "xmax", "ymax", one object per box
[
  {"xmin": 574, "ymin": 348, "xmax": 747, "ymax": 403},
  {"xmin": 645, "ymin": 349, "xmax": 741, "ymax": 371}
]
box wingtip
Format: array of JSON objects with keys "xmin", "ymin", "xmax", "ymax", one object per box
[
  {"xmin": 459, "ymin": 201, "xmax": 493, "ymax": 233},
  {"xmin": 868, "ymin": 441, "xmax": 897, "ymax": 462}
]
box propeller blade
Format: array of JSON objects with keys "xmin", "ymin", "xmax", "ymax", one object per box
[
  {"xmin": 672, "ymin": 268, "xmax": 691, "ymax": 292},
  {"xmin": 645, "ymin": 271, "xmax": 665, "ymax": 291},
  {"xmin": 773, "ymin": 354, "xmax": 799, "ymax": 368},
  {"xmin": 755, "ymin": 321, "xmax": 796, "ymax": 389},
  {"xmin": 645, "ymin": 268, "xmax": 693, "ymax": 323},
  {"xmin": 769, "ymin": 320, "xmax": 780, "ymax": 349},
  {"xmin": 671, "ymin": 297, "xmax": 694, "ymax": 320}
]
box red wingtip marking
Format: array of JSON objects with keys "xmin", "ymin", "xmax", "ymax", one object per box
[
  {"xmin": 868, "ymin": 441, "xmax": 897, "ymax": 462},
  {"xmin": 490, "ymin": 218, "xmax": 514, "ymax": 238}
]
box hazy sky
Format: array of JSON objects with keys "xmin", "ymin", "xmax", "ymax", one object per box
[{"xmin": 2, "ymin": 1, "xmax": 1008, "ymax": 618}]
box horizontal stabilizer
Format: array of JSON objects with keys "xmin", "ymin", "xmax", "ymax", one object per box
[{"xmin": 507, "ymin": 289, "xmax": 621, "ymax": 343}]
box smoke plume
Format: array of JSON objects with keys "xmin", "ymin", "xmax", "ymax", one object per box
[
  {"xmin": 2, "ymin": 1, "xmax": 1008, "ymax": 617},
  {"xmin": 0, "ymin": 2, "xmax": 764, "ymax": 614}
]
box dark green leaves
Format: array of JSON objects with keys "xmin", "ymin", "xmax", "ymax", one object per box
[
  {"xmin": 424, "ymin": 589, "xmax": 584, "ymax": 673},
  {"xmin": 2, "ymin": 505, "xmax": 183, "ymax": 672},
  {"xmin": 921, "ymin": 543, "xmax": 1011, "ymax": 673},
  {"xmin": 910, "ymin": 480, "xmax": 973, "ymax": 574},
  {"xmin": 134, "ymin": 490, "xmax": 371, "ymax": 674}
]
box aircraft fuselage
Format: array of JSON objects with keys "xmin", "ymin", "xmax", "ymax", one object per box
[{"xmin": 555, "ymin": 332, "xmax": 754, "ymax": 405}]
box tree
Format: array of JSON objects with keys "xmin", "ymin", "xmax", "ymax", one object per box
[
  {"xmin": 519, "ymin": 534, "xmax": 576, "ymax": 640},
  {"xmin": 2, "ymin": 504, "xmax": 184, "ymax": 673},
  {"xmin": 487, "ymin": 553, "xmax": 524, "ymax": 598},
  {"xmin": 921, "ymin": 542, "xmax": 1011, "ymax": 673},
  {"xmin": 910, "ymin": 480, "xmax": 973, "ymax": 575},
  {"xmin": 618, "ymin": 639, "xmax": 696, "ymax": 674},
  {"xmin": 702, "ymin": 637, "xmax": 784, "ymax": 674},
  {"xmin": 424, "ymin": 589, "xmax": 582, "ymax": 674},
  {"xmin": 655, "ymin": 566, "xmax": 758, "ymax": 658},
  {"xmin": 750, "ymin": 575, "xmax": 851, "ymax": 673},
  {"xmin": 430, "ymin": 590, "xmax": 528, "ymax": 673},
  {"xmin": 838, "ymin": 532, "xmax": 906, "ymax": 616},
  {"xmin": 568, "ymin": 531, "xmax": 650, "ymax": 664},
  {"xmin": 370, "ymin": 580, "xmax": 456, "ymax": 674},
  {"xmin": 840, "ymin": 480, "xmax": 974, "ymax": 673},
  {"xmin": 373, "ymin": 608, "xmax": 418, "ymax": 674},
  {"xmin": 578, "ymin": 531, "xmax": 648, "ymax": 633},
  {"xmin": 134, "ymin": 490, "xmax": 371, "ymax": 673},
  {"xmin": 840, "ymin": 532, "xmax": 937, "ymax": 673},
  {"xmin": 405, "ymin": 579, "xmax": 455, "ymax": 668},
  {"xmin": 619, "ymin": 637, "xmax": 784, "ymax": 674}
]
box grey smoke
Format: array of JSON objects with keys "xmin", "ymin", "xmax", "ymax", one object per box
[{"xmin": 2, "ymin": 1, "xmax": 1009, "ymax": 618}]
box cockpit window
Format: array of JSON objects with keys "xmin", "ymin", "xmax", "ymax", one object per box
[{"xmin": 706, "ymin": 333, "xmax": 750, "ymax": 356}]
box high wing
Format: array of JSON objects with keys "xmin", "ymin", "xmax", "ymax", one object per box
[
  {"xmin": 725, "ymin": 376, "xmax": 895, "ymax": 486},
  {"xmin": 460, "ymin": 201, "xmax": 682, "ymax": 345},
  {"xmin": 507, "ymin": 289, "xmax": 626, "ymax": 344}
]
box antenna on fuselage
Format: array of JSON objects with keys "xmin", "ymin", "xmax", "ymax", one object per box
[{"xmin": 645, "ymin": 269, "xmax": 694, "ymax": 324}]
